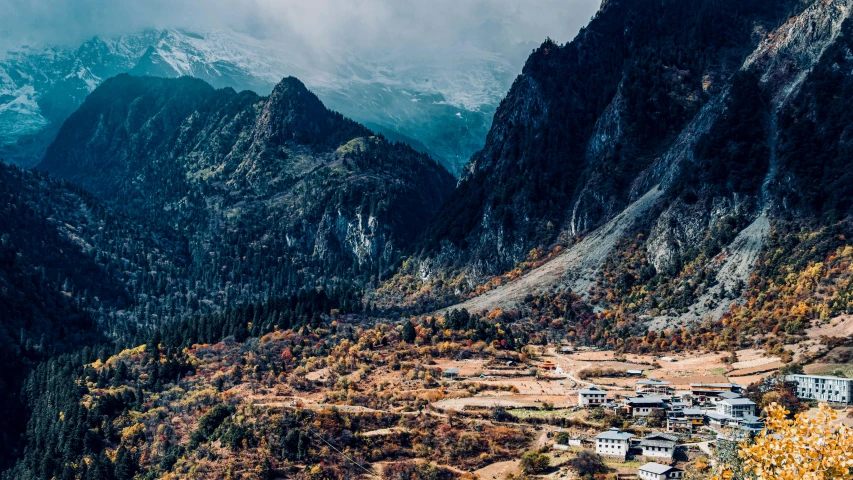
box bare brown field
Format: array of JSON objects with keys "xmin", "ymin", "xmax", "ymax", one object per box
[
  {"xmin": 474, "ymin": 459, "xmax": 520, "ymax": 480},
  {"xmin": 728, "ymin": 361, "xmax": 784, "ymax": 377},
  {"xmin": 431, "ymin": 358, "xmax": 489, "ymax": 377},
  {"xmin": 807, "ymin": 315, "xmax": 853, "ymax": 339}
]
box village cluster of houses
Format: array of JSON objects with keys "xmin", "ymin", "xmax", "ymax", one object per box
[
  {"xmin": 580, "ymin": 378, "xmax": 761, "ymax": 437},
  {"xmin": 572, "ymin": 372, "xmax": 853, "ymax": 479},
  {"xmin": 575, "ymin": 378, "xmax": 758, "ymax": 479}
]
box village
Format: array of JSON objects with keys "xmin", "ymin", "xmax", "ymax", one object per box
[{"xmin": 419, "ymin": 346, "xmax": 853, "ymax": 479}]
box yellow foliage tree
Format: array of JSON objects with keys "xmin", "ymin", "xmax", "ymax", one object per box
[{"xmin": 716, "ymin": 402, "xmax": 853, "ymax": 480}]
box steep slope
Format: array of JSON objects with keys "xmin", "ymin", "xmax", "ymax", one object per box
[
  {"xmin": 39, "ymin": 74, "xmax": 455, "ymax": 286},
  {"xmin": 1, "ymin": 28, "xmax": 524, "ymax": 173},
  {"xmin": 0, "ymin": 162, "xmax": 197, "ymax": 466},
  {"xmin": 417, "ymin": 0, "xmax": 801, "ymax": 281},
  {"xmin": 399, "ymin": 0, "xmax": 853, "ymax": 327}
]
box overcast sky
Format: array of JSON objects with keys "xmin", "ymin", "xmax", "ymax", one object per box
[{"xmin": 1, "ymin": 0, "xmax": 602, "ymax": 55}]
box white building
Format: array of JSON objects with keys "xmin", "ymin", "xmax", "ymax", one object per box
[
  {"xmin": 639, "ymin": 462, "xmax": 684, "ymax": 480},
  {"xmin": 624, "ymin": 396, "xmax": 668, "ymax": 417},
  {"xmin": 785, "ymin": 374, "xmax": 853, "ymax": 404},
  {"xmin": 716, "ymin": 398, "xmax": 756, "ymax": 418},
  {"xmin": 638, "ymin": 433, "xmax": 678, "ymax": 459},
  {"xmin": 579, "ymin": 385, "xmax": 607, "ymax": 407},
  {"xmin": 595, "ymin": 428, "xmax": 634, "ymax": 458}
]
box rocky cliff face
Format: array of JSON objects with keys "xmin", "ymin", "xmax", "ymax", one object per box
[
  {"xmin": 415, "ymin": 0, "xmax": 853, "ymax": 297},
  {"xmin": 40, "ymin": 74, "xmax": 456, "ymax": 286}
]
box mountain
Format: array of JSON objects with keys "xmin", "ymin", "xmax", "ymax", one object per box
[
  {"xmin": 0, "ymin": 161, "xmax": 194, "ymax": 464},
  {"xmin": 6, "ymin": 1, "xmax": 853, "ymax": 479},
  {"xmin": 39, "ymin": 74, "xmax": 455, "ymax": 286},
  {"xmin": 1, "ymin": 73, "xmax": 452, "ymax": 466},
  {"xmin": 0, "ymin": 28, "xmax": 527, "ymax": 174},
  {"xmin": 388, "ymin": 0, "xmax": 853, "ymax": 325}
]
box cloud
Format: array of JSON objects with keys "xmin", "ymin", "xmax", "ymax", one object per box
[{"xmin": 1, "ymin": 0, "xmax": 602, "ymax": 55}]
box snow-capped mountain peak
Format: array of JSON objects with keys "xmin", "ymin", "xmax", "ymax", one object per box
[{"xmin": 0, "ymin": 27, "xmax": 525, "ymax": 173}]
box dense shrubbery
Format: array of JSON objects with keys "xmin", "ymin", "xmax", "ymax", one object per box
[{"xmin": 4, "ymin": 296, "xmax": 538, "ymax": 479}]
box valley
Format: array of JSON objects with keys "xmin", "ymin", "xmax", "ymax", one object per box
[{"xmin": 3, "ymin": 0, "xmax": 853, "ymax": 479}]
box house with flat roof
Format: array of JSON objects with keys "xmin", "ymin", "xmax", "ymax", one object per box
[
  {"xmin": 667, "ymin": 408, "xmax": 704, "ymax": 433},
  {"xmin": 715, "ymin": 391, "xmax": 743, "ymax": 400},
  {"xmin": 579, "ymin": 385, "xmax": 607, "ymax": 407},
  {"xmin": 690, "ymin": 383, "xmax": 744, "ymax": 402},
  {"xmin": 637, "ymin": 378, "xmax": 672, "ymax": 395},
  {"xmin": 595, "ymin": 428, "xmax": 634, "ymax": 458},
  {"xmin": 735, "ymin": 414, "xmax": 765, "ymax": 435},
  {"xmin": 706, "ymin": 411, "xmax": 731, "ymax": 428},
  {"xmin": 639, "ymin": 462, "xmax": 684, "ymax": 480},
  {"xmin": 716, "ymin": 398, "xmax": 756, "ymax": 418},
  {"xmin": 638, "ymin": 433, "xmax": 678, "ymax": 460},
  {"xmin": 785, "ymin": 374, "xmax": 853, "ymax": 404}
]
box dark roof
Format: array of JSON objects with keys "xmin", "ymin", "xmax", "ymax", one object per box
[
  {"xmin": 626, "ymin": 396, "xmax": 667, "ymax": 405},
  {"xmin": 717, "ymin": 391, "xmax": 743, "ymax": 399},
  {"xmin": 640, "ymin": 439, "xmax": 677, "ymax": 448},
  {"xmin": 691, "ymin": 383, "xmax": 743, "ymax": 389}
]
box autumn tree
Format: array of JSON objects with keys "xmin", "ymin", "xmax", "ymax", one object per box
[
  {"xmin": 568, "ymin": 450, "xmax": 606, "ymax": 477},
  {"xmin": 520, "ymin": 451, "xmax": 551, "ymax": 474},
  {"xmin": 716, "ymin": 403, "xmax": 853, "ymax": 480}
]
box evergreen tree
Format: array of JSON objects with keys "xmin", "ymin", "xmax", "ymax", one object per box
[{"xmin": 402, "ymin": 320, "xmax": 417, "ymax": 344}]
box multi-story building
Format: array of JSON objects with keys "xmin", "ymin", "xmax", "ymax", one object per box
[
  {"xmin": 624, "ymin": 396, "xmax": 668, "ymax": 417},
  {"xmin": 595, "ymin": 428, "xmax": 634, "ymax": 458},
  {"xmin": 637, "ymin": 378, "xmax": 672, "ymax": 395},
  {"xmin": 716, "ymin": 398, "xmax": 756, "ymax": 418},
  {"xmin": 785, "ymin": 374, "xmax": 853, "ymax": 404},
  {"xmin": 638, "ymin": 433, "xmax": 678, "ymax": 460},
  {"xmin": 579, "ymin": 385, "xmax": 608, "ymax": 407},
  {"xmin": 690, "ymin": 383, "xmax": 744, "ymax": 402},
  {"xmin": 667, "ymin": 408, "xmax": 704, "ymax": 433}
]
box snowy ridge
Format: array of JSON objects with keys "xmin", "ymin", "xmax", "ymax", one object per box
[{"xmin": 0, "ymin": 28, "xmax": 523, "ymax": 171}]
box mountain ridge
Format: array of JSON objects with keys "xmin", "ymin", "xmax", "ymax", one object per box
[
  {"xmin": 382, "ymin": 0, "xmax": 853, "ymax": 328},
  {"xmin": 40, "ymin": 73, "xmax": 455, "ymax": 288},
  {"xmin": 0, "ymin": 28, "xmax": 525, "ymax": 173}
]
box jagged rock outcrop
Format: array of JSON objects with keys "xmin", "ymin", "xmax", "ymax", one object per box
[
  {"xmin": 409, "ymin": 0, "xmax": 853, "ymax": 324},
  {"xmin": 416, "ymin": 0, "xmax": 804, "ymax": 286},
  {"xmin": 40, "ymin": 74, "xmax": 455, "ymax": 285},
  {"xmin": 646, "ymin": 0, "xmax": 853, "ymax": 272}
]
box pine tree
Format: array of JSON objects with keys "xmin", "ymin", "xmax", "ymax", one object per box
[{"xmin": 402, "ymin": 320, "xmax": 417, "ymax": 344}]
